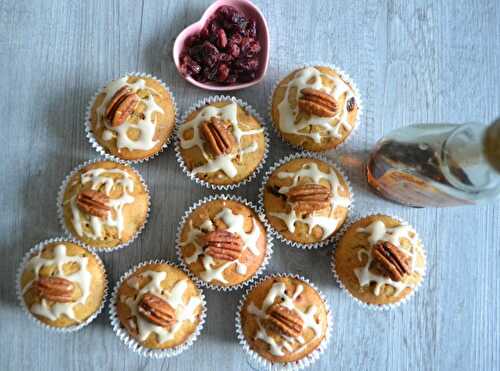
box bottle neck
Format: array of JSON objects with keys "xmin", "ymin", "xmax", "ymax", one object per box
[{"xmin": 442, "ymin": 122, "xmax": 500, "ymax": 194}]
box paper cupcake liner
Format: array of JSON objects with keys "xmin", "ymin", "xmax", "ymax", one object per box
[
  {"xmin": 330, "ymin": 211, "xmax": 427, "ymax": 311},
  {"xmin": 175, "ymin": 194, "xmax": 274, "ymax": 291},
  {"xmin": 16, "ymin": 237, "xmax": 109, "ymax": 332},
  {"xmin": 85, "ymin": 72, "xmax": 178, "ymax": 164},
  {"xmin": 258, "ymin": 151, "xmax": 354, "ymax": 250},
  {"xmin": 235, "ymin": 273, "xmax": 332, "ymax": 371},
  {"xmin": 267, "ymin": 62, "xmax": 363, "ymax": 152},
  {"xmin": 57, "ymin": 158, "xmax": 151, "ymax": 253},
  {"xmin": 108, "ymin": 259, "xmax": 207, "ymax": 358},
  {"xmin": 174, "ymin": 95, "xmax": 270, "ymax": 190}
]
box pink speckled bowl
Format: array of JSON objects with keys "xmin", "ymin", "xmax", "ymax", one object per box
[{"xmin": 172, "ymin": 0, "xmax": 269, "ymax": 91}]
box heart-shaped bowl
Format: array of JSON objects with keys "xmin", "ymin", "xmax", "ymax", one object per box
[{"xmin": 172, "ymin": 0, "xmax": 270, "ymax": 91}]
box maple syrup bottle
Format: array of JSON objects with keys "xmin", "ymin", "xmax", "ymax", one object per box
[{"xmin": 367, "ymin": 118, "xmax": 500, "ymax": 207}]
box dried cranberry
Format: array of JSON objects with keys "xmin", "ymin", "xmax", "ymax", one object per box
[
  {"xmin": 200, "ymin": 41, "xmax": 220, "ymax": 67},
  {"xmin": 180, "ymin": 55, "xmax": 201, "ymax": 76},
  {"xmin": 217, "ymin": 64, "xmax": 230, "ymax": 82},
  {"xmin": 229, "ymin": 43, "xmax": 240, "ymax": 59},
  {"xmin": 235, "ymin": 58, "xmax": 259, "ymax": 72},
  {"xmin": 225, "ymin": 74, "xmax": 238, "ymax": 84},
  {"xmin": 240, "ymin": 37, "xmax": 261, "ymax": 58},
  {"xmin": 188, "ymin": 44, "xmax": 203, "ymax": 62},
  {"xmin": 238, "ymin": 71, "xmax": 256, "ymax": 82},
  {"xmin": 216, "ymin": 28, "xmax": 228, "ymax": 49},
  {"xmin": 217, "ymin": 6, "xmax": 248, "ymax": 33},
  {"xmin": 185, "ymin": 34, "xmax": 200, "ymax": 47},
  {"xmin": 246, "ymin": 19, "xmax": 257, "ymax": 38},
  {"xmin": 219, "ymin": 53, "xmax": 232, "ymax": 63},
  {"xmin": 202, "ymin": 66, "xmax": 218, "ymax": 81}
]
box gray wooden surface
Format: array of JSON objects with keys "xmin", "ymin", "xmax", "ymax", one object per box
[{"xmin": 1, "ymin": 0, "xmax": 499, "ymax": 370}]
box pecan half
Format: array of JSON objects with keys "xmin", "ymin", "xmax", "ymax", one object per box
[
  {"xmin": 200, "ymin": 117, "xmax": 235, "ymax": 157},
  {"xmin": 105, "ymin": 86, "xmax": 139, "ymax": 127},
  {"xmin": 76, "ymin": 190, "xmax": 111, "ymax": 218},
  {"xmin": 35, "ymin": 276, "xmax": 75, "ymax": 303},
  {"xmin": 138, "ymin": 293, "xmax": 176, "ymax": 328},
  {"xmin": 287, "ymin": 183, "xmax": 331, "ymax": 213},
  {"xmin": 372, "ymin": 241, "xmax": 411, "ymax": 281},
  {"xmin": 267, "ymin": 304, "xmax": 304, "ymax": 338},
  {"xmin": 203, "ymin": 229, "xmax": 243, "ymax": 261},
  {"xmin": 298, "ymin": 88, "xmax": 337, "ymax": 117}
]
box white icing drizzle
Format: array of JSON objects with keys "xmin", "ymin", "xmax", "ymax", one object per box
[
  {"xmin": 69, "ymin": 167, "xmax": 135, "ymax": 240},
  {"xmin": 22, "ymin": 244, "xmax": 92, "ymax": 322},
  {"xmin": 247, "ymin": 281, "xmax": 322, "ymax": 356},
  {"xmin": 180, "ymin": 205, "xmax": 261, "ymax": 284},
  {"xmin": 269, "ymin": 161, "xmax": 350, "ymax": 239},
  {"xmin": 179, "ymin": 102, "xmax": 263, "ymax": 178},
  {"xmin": 354, "ymin": 220, "xmax": 424, "ymax": 296},
  {"xmin": 96, "ymin": 77, "xmax": 164, "ymax": 151},
  {"xmin": 277, "ymin": 67, "xmax": 355, "ymax": 143},
  {"xmin": 123, "ymin": 270, "xmax": 201, "ymax": 344}
]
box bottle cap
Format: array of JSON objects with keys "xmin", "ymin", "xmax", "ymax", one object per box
[{"xmin": 484, "ymin": 117, "xmax": 500, "ymax": 173}]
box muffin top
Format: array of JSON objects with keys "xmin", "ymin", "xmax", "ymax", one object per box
[
  {"xmin": 178, "ymin": 100, "xmax": 266, "ymax": 186},
  {"xmin": 19, "ymin": 241, "xmax": 106, "ymax": 328},
  {"xmin": 178, "ymin": 199, "xmax": 268, "ymax": 288},
  {"xmin": 271, "ymin": 66, "xmax": 359, "ymax": 151},
  {"xmin": 116, "ymin": 263, "xmax": 204, "ymax": 349},
  {"xmin": 263, "ymin": 157, "xmax": 351, "ymax": 245},
  {"xmin": 240, "ymin": 276, "xmax": 329, "ymax": 363},
  {"xmin": 334, "ymin": 214, "xmax": 426, "ymax": 306},
  {"xmin": 90, "ymin": 75, "xmax": 176, "ymax": 160},
  {"xmin": 61, "ymin": 160, "xmax": 149, "ymax": 250}
]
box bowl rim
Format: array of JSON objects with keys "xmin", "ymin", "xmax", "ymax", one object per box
[{"xmin": 172, "ymin": 0, "xmax": 270, "ymax": 91}]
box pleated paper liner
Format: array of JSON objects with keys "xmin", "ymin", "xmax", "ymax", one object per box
[
  {"xmin": 16, "ymin": 237, "xmax": 108, "ymax": 332},
  {"xmin": 85, "ymin": 72, "xmax": 178, "ymax": 163},
  {"xmin": 108, "ymin": 259, "xmax": 207, "ymax": 358},
  {"xmin": 235, "ymin": 273, "xmax": 332, "ymax": 371},
  {"xmin": 174, "ymin": 95, "xmax": 269, "ymax": 190},
  {"xmin": 267, "ymin": 62, "xmax": 363, "ymax": 152},
  {"xmin": 175, "ymin": 194, "xmax": 274, "ymax": 291},
  {"xmin": 258, "ymin": 151, "xmax": 354, "ymax": 249},
  {"xmin": 56, "ymin": 158, "xmax": 151, "ymax": 253},
  {"xmin": 331, "ymin": 211, "xmax": 427, "ymax": 310}
]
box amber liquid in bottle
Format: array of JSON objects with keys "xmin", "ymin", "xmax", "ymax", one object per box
[{"xmin": 367, "ymin": 122, "xmax": 500, "ymax": 207}]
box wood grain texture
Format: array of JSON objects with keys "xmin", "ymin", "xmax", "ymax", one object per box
[{"xmin": 0, "ymin": 0, "xmax": 498, "ymax": 370}]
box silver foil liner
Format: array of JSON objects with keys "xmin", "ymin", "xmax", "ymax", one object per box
[
  {"xmin": 57, "ymin": 158, "xmax": 151, "ymax": 253},
  {"xmin": 258, "ymin": 151, "xmax": 354, "ymax": 249},
  {"xmin": 235, "ymin": 273, "xmax": 332, "ymax": 371},
  {"xmin": 331, "ymin": 212, "xmax": 427, "ymax": 310},
  {"xmin": 108, "ymin": 259, "xmax": 207, "ymax": 358},
  {"xmin": 85, "ymin": 72, "xmax": 178, "ymax": 163},
  {"xmin": 16, "ymin": 237, "xmax": 108, "ymax": 332},
  {"xmin": 174, "ymin": 95, "xmax": 270, "ymax": 190},
  {"xmin": 267, "ymin": 62, "xmax": 363, "ymax": 152},
  {"xmin": 175, "ymin": 194, "xmax": 274, "ymax": 291}
]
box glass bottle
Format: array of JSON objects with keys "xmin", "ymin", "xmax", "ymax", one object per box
[{"xmin": 366, "ymin": 118, "xmax": 500, "ymax": 207}]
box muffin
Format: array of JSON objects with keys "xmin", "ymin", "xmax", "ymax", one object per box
[
  {"xmin": 271, "ymin": 65, "xmax": 360, "ymax": 151},
  {"xmin": 238, "ymin": 275, "xmax": 330, "ymax": 365},
  {"xmin": 262, "ymin": 155, "xmax": 352, "ymax": 246},
  {"xmin": 177, "ymin": 98, "xmax": 267, "ymax": 187},
  {"xmin": 177, "ymin": 197, "xmax": 269, "ymax": 289},
  {"xmin": 59, "ymin": 160, "xmax": 149, "ymax": 251},
  {"xmin": 88, "ymin": 74, "xmax": 176, "ymax": 161},
  {"xmin": 334, "ymin": 214, "xmax": 426, "ymax": 307},
  {"xmin": 113, "ymin": 262, "xmax": 205, "ymax": 353},
  {"xmin": 18, "ymin": 240, "xmax": 106, "ymax": 329}
]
